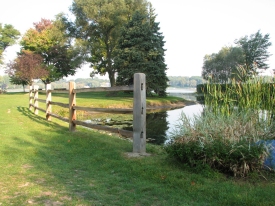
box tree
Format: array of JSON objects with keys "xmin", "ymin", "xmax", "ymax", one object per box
[
  {"xmin": 115, "ymin": 8, "xmax": 168, "ymax": 96},
  {"xmin": 20, "ymin": 18, "xmax": 83, "ymax": 84},
  {"xmin": 5, "ymin": 50, "xmax": 49, "ymax": 87},
  {"xmin": 0, "ymin": 23, "xmax": 20, "ymax": 64},
  {"xmin": 235, "ymin": 30, "xmax": 272, "ymax": 79},
  {"xmin": 202, "ymin": 46, "xmax": 245, "ymax": 83},
  {"xmin": 67, "ymin": 0, "xmax": 148, "ymax": 86},
  {"xmin": 202, "ymin": 31, "xmax": 272, "ymax": 83},
  {"xmin": 9, "ymin": 76, "xmax": 29, "ymax": 92}
]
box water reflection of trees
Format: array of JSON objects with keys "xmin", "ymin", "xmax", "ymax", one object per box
[{"xmin": 146, "ymin": 111, "xmax": 169, "ymax": 145}]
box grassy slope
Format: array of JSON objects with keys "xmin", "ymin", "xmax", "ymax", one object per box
[{"xmin": 0, "ymin": 92, "xmax": 275, "ymax": 205}]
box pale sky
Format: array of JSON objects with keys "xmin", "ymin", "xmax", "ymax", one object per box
[{"xmin": 1, "ymin": 0, "xmax": 275, "ymax": 79}]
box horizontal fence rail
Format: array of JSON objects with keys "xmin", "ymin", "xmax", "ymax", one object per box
[
  {"xmin": 29, "ymin": 73, "xmax": 146, "ymax": 154},
  {"xmin": 73, "ymin": 120, "xmax": 133, "ymax": 138},
  {"xmin": 73, "ymin": 106, "xmax": 133, "ymax": 114},
  {"xmin": 50, "ymin": 101, "xmax": 69, "ymax": 108},
  {"xmin": 38, "ymin": 85, "xmax": 134, "ymax": 94}
]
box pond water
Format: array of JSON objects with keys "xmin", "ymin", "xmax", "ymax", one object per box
[
  {"xmin": 88, "ymin": 88, "xmax": 204, "ymax": 145},
  {"xmin": 145, "ymin": 88, "xmax": 203, "ymax": 145},
  {"xmin": 165, "ymin": 104, "xmax": 203, "ymax": 135},
  {"xmin": 145, "ymin": 104, "xmax": 203, "ymax": 145}
]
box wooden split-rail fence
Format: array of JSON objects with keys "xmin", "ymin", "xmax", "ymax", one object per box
[{"xmin": 29, "ymin": 73, "xmax": 146, "ymax": 154}]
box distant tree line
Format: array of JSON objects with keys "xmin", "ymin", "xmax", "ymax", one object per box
[
  {"xmin": 168, "ymin": 76, "xmax": 205, "ymax": 88},
  {"xmin": 1, "ymin": 74, "xmax": 205, "ymax": 91},
  {"xmin": 28, "ymin": 77, "xmax": 109, "ymax": 90},
  {"xmin": 0, "ymin": 74, "xmax": 110, "ymax": 91}
]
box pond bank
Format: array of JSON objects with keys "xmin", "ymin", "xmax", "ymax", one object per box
[{"xmin": 146, "ymin": 99, "xmax": 198, "ymax": 112}]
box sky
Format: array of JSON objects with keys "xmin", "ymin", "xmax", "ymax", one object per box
[{"xmin": 1, "ymin": 0, "xmax": 275, "ymax": 79}]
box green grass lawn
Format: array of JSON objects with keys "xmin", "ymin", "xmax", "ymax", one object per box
[{"xmin": 1, "ymin": 92, "xmax": 275, "ymax": 205}]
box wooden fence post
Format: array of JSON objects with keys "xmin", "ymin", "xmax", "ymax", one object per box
[
  {"xmin": 69, "ymin": 81, "xmax": 76, "ymax": 131},
  {"xmin": 29, "ymin": 85, "xmax": 33, "ymax": 110},
  {"xmin": 46, "ymin": 84, "xmax": 52, "ymax": 121},
  {"xmin": 133, "ymin": 73, "xmax": 146, "ymax": 154},
  {"xmin": 34, "ymin": 85, "xmax": 39, "ymax": 115}
]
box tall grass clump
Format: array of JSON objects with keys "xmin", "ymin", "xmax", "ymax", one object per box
[{"xmin": 166, "ymin": 68, "xmax": 275, "ymax": 177}]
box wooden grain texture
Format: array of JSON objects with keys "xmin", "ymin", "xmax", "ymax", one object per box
[
  {"xmin": 74, "ymin": 120, "xmax": 133, "ymax": 138},
  {"xmin": 74, "ymin": 85, "xmax": 133, "ymax": 93},
  {"xmin": 69, "ymin": 82, "xmax": 76, "ymax": 132},
  {"xmin": 46, "ymin": 84, "xmax": 51, "ymax": 121},
  {"xmin": 34, "ymin": 85, "xmax": 39, "ymax": 115},
  {"xmin": 73, "ymin": 106, "xmax": 133, "ymax": 113},
  {"xmin": 29, "ymin": 85, "xmax": 33, "ymax": 110},
  {"xmin": 133, "ymin": 73, "xmax": 146, "ymax": 153},
  {"xmin": 50, "ymin": 101, "xmax": 69, "ymax": 108}
]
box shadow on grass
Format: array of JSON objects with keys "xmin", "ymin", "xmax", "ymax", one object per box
[
  {"xmin": 4, "ymin": 132, "xmax": 275, "ymax": 205},
  {"xmin": 17, "ymin": 106, "xmax": 66, "ymax": 128},
  {"xmin": 2, "ymin": 106, "xmax": 275, "ymax": 205}
]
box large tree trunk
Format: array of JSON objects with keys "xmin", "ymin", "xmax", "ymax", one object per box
[
  {"xmin": 108, "ymin": 71, "xmax": 115, "ymax": 87},
  {"xmin": 106, "ymin": 44, "xmax": 115, "ymax": 87}
]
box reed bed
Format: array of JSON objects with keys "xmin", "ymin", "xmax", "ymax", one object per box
[{"xmin": 166, "ymin": 74, "xmax": 275, "ymax": 177}]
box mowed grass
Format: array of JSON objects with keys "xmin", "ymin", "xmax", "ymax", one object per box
[
  {"xmin": 39, "ymin": 90, "xmax": 188, "ymax": 120},
  {"xmin": 47, "ymin": 90, "xmax": 187, "ymax": 108},
  {"xmin": 0, "ymin": 92, "xmax": 275, "ymax": 205}
]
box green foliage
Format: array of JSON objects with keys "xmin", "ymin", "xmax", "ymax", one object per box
[
  {"xmin": 202, "ymin": 30, "xmax": 272, "ymax": 83},
  {"xmin": 20, "ymin": 18, "xmax": 83, "ymax": 83},
  {"xmin": 0, "ymin": 23, "xmax": 20, "ymax": 64},
  {"xmin": 204, "ymin": 76, "xmax": 275, "ymax": 119},
  {"xmin": 167, "ymin": 75, "xmax": 275, "ymax": 177},
  {"xmin": 68, "ymin": 0, "xmax": 148, "ymax": 86},
  {"xmin": 236, "ymin": 30, "xmax": 272, "ymax": 79},
  {"xmin": 115, "ymin": 8, "xmax": 168, "ymax": 96},
  {"xmin": 165, "ymin": 108, "xmax": 274, "ymax": 177},
  {"xmin": 202, "ymin": 46, "xmax": 245, "ymax": 83},
  {"xmin": 9, "ymin": 75, "xmax": 29, "ymax": 90}
]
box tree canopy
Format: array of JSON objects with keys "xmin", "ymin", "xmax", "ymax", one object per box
[
  {"xmin": 235, "ymin": 30, "xmax": 272, "ymax": 79},
  {"xmin": 202, "ymin": 46, "xmax": 244, "ymax": 83},
  {"xmin": 0, "ymin": 23, "xmax": 20, "ymax": 64},
  {"xmin": 5, "ymin": 50, "xmax": 49, "ymax": 86},
  {"xmin": 115, "ymin": 8, "xmax": 168, "ymax": 96},
  {"xmin": 20, "ymin": 18, "xmax": 83, "ymax": 84},
  {"xmin": 202, "ymin": 30, "xmax": 272, "ymax": 82},
  {"xmin": 66, "ymin": 0, "xmax": 149, "ymax": 86}
]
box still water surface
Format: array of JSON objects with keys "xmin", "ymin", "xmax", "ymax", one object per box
[
  {"xmin": 83, "ymin": 88, "xmax": 203, "ymax": 145},
  {"xmin": 145, "ymin": 88, "xmax": 203, "ymax": 145}
]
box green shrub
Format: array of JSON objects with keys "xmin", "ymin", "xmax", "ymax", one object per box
[
  {"xmin": 170, "ymin": 71, "xmax": 275, "ymax": 177},
  {"xmin": 165, "ymin": 109, "xmax": 274, "ymax": 177}
]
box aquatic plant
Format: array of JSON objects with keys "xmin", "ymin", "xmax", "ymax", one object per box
[{"xmin": 166, "ymin": 69, "xmax": 275, "ymax": 177}]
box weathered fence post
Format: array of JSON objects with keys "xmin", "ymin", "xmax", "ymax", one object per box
[
  {"xmin": 29, "ymin": 85, "xmax": 33, "ymax": 110},
  {"xmin": 133, "ymin": 73, "xmax": 146, "ymax": 154},
  {"xmin": 46, "ymin": 84, "xmax": 52, "ymax": 121},
  {"xmin": 34, "ymin": 85, "xmax": 39, "ymax": 115},
  {"xmin": 69, "ymin": 81, "xmax": 76, "ymax": 131}
]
